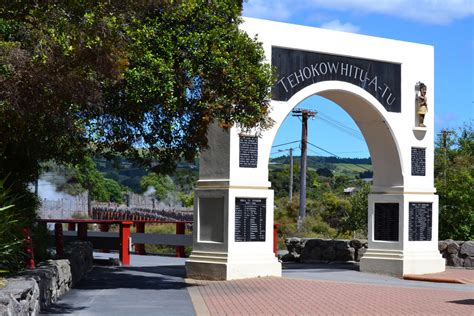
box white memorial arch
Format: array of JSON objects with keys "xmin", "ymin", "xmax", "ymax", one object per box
[{"xmin": 185, "ymin": 18, "xmax": 445, "ymax": 280}]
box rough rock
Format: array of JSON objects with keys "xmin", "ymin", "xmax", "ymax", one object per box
[
  {"xmin": 280, "ymin": 253, "xmax": 298, "ymax": 262},
  {"xmin": 335, "ymin": 247, "xmax": 355, "ymax": 261},
  {"xmin": 446, "ymin": 240, "xmax": 460, "ymax": 254},
  {"xmin": 459, "ymin": 241, "xmax": 474, "ymax": 258},
  {"xmin": 349, "ymin": 239, "xmax": 362, "ymax": 249},
  {"xmin": 18, "ymin": 260, "xmax": 72, "ymax": 310},
  {"xmin": 446, "ymin": 254, "xmax": 464, "ymax": 267},
  {"xmin": 0, "ymin": 277, "xmax": 40, "ymax": 316},
  {"xmin": 322, "ymin": 247, "xmax": 336, "ymax": 261},
  {"xmin": 335, "ymin": 240, "xmax": 350, "ymax": 251},
  {"xmin": 356, "ymin": 247, "xmax": 367, "ymax": 262},
  {"xmin": 463, "ymin": 257, "xmax": 474, "ymax": 268},
  {"xmin": 438, "ymin": 240, "xmax": 449, "ymax": 252},
  {"xmin": 64, "ymin": 241, "xmax": 93, "ymax": 285}
]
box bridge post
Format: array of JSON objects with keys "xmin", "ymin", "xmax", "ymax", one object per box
[
  {"xmin": 54, "ymin": 223, "xmax": 64, "ymax": 257},
  {"xmin": 176, "ymin": 222, "xmax": 185, "ymax": 257},
  {"xmin": 135, "ymin": 222, "xmax": 146, "ymax": 255},
  {"xmin": 120, "ymin": 221, "xmax": 133, "ymax": 265},
  {"xmin": 22, "ymin": 227, "xmax": 35, "ymax": 269},
  {"xmin": 99, "ymin": 223, "xmax": 110, "ymax": 253},
  {"xmin": 273, "ymin": 224, "xmax": 280, "ymax": 257},
  {"xmin": 77, "ymin": 223, "xmax": 88, "ymax": 241}
]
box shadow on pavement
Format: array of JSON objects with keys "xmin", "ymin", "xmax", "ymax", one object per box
[
  {"xmin": 282, "ymin": 262, "xmax": 360, "ymax": 272},
  {"xmin": 447, "ymin": 299, "xmax": 474, "ymax": 305},
  {"xmin": 121, "ymin": 265, "xmax": 187, "ymax": 278},
  {"xmin": 40, "ymin": 303, "xmax": 87, "ymax": 315},
  {"xmin": 73, "ymin": 265, "xmax": 190, "ymax": 291}
]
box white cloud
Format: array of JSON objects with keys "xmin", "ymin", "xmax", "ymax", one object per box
[
  {"xmin": 243, "ymin": 0, "xmax": 474, "ymax": 25},
  {"xmin": 243, "ymin": 0, "xmax": 293, "ymax": 21},
  {"xmin": 320, "ymin": 19, "xmax": 360, "ymax": 33}
]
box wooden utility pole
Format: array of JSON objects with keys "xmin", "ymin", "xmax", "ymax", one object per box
[
  {"xmin": 277, "ymin": 147, "xmax": 295, "ymax": 202},
  {"xmin": 292, "ymin": 109, "xmax": 316, "ymax": 230},
  {"xmin": 289, "ymin": 147, "xmax": 293, "ymax": 202},
  {"xmin": 440, "ymin": 129, "xmax": 454, "ymax": 186}
]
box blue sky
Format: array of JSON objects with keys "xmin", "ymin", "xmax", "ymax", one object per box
[{"xmin": 243, "ymin": 0, "xmax": 474, "ymax": 159}]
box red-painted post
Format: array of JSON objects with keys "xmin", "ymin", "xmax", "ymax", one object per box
[
  {"xmin": 22, "ymin": 227, "xmax": 35, "ymax": 269},
  {"xmin": 99, "ymin": 223, "xmax": 110, "ymax": 253},
  {"xmin": 54, "ymin": 223, "xmax": 64, "ymax": 257},
  {"xmin": 99, "ymin": 223, "xmax": 110, "ymax": 232},
  {"xmin": 67, "ymin": 223, "xmax": 76, "ymax": 231},
  {"xmin": 135, "ymin": 222, "xmax": 146, "ymax": 255},
  {"xmin": 38, "ymin": 221, "xmax": 47, "ymax": 232},
  {"xmin": 273, "ymin": 224, "xmax": 280, "ymax": 257},
  {"xmin": 77, "ymin": 223, "xmax": 88, "ymax": 241},
  {"xmin": 176, "ymin": 222, "xmax": 185, "ymax": 258},
  {"xmin": 120, "ymin": 221, "xmax": 133, "ymax": 265}
]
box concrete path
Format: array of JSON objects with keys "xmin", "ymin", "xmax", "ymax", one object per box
[
  {"xmin": 41, "ymin": 254, "xmax": 195, "ymax": 315},
  {"xmin": 43, "ymin": 253, "xmax": 474, "ymax": 315}
]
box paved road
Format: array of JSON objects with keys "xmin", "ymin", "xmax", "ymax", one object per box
[{"xmin": 42, "ymin": 253, "xmax": 474, "ymax": 315}]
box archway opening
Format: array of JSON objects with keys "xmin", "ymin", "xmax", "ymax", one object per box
[
  {"xmin": 267, "ymin": 83, "xmax": 403, "ymax": 241},
  {"xmin": 269, "ymin": 95, "xmax": 371, "ymax": 240}
]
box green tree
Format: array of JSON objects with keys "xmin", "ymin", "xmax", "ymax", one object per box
[
  {"xmin": 140, "ymin": 173, "xmax": 175, "ymax": 201},
  {"xmin": 340, "ymin": 181, "xmax": 369, "ymax": 238},
  {"xmin": 64, "ymin": 156, "xmax": 125, "ymax": 203},
  {"xmin": 435, "ymin": 123, "xmax": 474, "ymax": 240},
  {"xmin": 0, "ymin": 1, "xmax": 272, "ymax": 218},
  {"xmin": 319, "ymin": 192, "xmax": 352, "ymax": 230}
]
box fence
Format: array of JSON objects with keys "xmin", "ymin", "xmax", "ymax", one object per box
[{"xmin": 37, "ymin": 219, "xmax": 192, "ymax": 265}]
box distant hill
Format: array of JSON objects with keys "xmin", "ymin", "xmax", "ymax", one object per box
[{"xmin": 270, "ymin": 155, "xmax": 372, "ymax": 179}]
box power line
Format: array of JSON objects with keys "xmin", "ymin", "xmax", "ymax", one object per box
[
  {"xmin": 316, "ymin": 116, "xmax": 365, "ymax": 142},
  {"xmin": 317, "ymin": 111, "xmax": 361, "ymax": 135},
  {"xmin": 272, "ymin": 140, "xmax": 300, "ymax": 148},
  {"xmin": 307, "ymin": 141, "xmax": 371, "ymax": 172}
]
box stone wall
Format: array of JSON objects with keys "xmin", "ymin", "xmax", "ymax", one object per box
[
  {"xmin": 282, "ymin": 237, "xmax": 368, "ymax": 263},
  {"xmin": 439, "ymin": 240, "xmax": 474, "ymax": 268},
  {"xmin": 0, "ymin": 241, "xmax": 93, "ymax": 315},
  {"xmin": 283, "ymin": 237, "xmax": 474, "ymax": 268}
]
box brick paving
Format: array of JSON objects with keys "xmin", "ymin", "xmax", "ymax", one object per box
[{"xmin": 190, "ymin": 277, "xmax": 473, "ymax": 315}]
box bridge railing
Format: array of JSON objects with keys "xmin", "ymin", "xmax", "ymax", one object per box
[{"xmin": 37, "ymin": 219, "xmax": 193, "ymax": 266}]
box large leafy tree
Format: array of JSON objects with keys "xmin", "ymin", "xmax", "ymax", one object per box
[
  {"xmin": 435, "ymin": 123, "xmax": 473, "ymax": 240},
  {"xmin": 0, "ymin": 1, "xmax": 273, "ymax": 208}
]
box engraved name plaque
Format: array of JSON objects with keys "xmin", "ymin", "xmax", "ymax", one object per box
[
  {"xmin": 235, "ymin": 198, "xmax": 266, "ymax": 242},
  {"xmin": 374, "ymin": 203, "xmax": 399, "ymax": 241},
  {"xmin": 239, "ymin": 136, "xmax": 258, "ymax": 168},
  {"xmin": 409, "ymin": 202, "xmax": 432, "ymax": 241},
  {"xmin": 411, "ymin": 147, "xmax": 426, "ymax": 176}
]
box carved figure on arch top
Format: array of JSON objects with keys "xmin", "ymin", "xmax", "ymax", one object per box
[{"xmin": 416, "ymin": 82, "xmax": 428, "ymax": 127}]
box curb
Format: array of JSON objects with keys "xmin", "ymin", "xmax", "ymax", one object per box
[{"xmin": 403, "ymin": 275, "xmax": 467, "ymax": 284}]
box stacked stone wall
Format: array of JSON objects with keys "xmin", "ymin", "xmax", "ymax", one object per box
[
  {"xmin": 0, "ymin": 241, "xmax": 93, "ymax": 315},
  {"xmin": 283, "ymin": 238, "xmax": 473, "ymax": 268},
  {"xmin": 283, "ymin": 238, "xmax": 368, "ymax": 263},
  {"xmin": 438, "ymin": 240, "xmax": 474, "ymax": 268}
]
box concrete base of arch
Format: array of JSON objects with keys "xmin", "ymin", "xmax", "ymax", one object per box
[
  {"xmin": 185, "ymin": 186, "xmax": 282, "ymax": 281},
  {"xmin": 360, "ymin": 250, "xmax": 446, "ymax": 277},
  {"xmin": 360, "ymin": 192, "xmax": 445, "ymax": 277},
  {"xmin": 186, "ymin": 252, "xmax": 282, "ymax": 281}
]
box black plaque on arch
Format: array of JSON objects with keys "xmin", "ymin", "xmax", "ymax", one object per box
[
  {"xmin": 374, "ymin": 203, "xmax": 399, "ymax": 241},
  {"xmin": 235, "ymin": 198, "xmax": 266, "ymax": 242},
  {"xmin": 272, "ymin": 46, "xmax": 401, "ymax": 112},
  {"xmin": 409, "ymin": 202, "xmax": 432, "ymax": 241},
  {"xmin": 239, "ymin": 136, "xmax": 258, "ymax": 168},
  {"xmin": 411, "ymin": 147, "xmax": 426, "ymax": 176}
]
